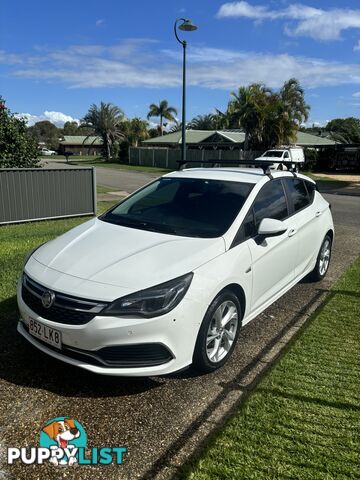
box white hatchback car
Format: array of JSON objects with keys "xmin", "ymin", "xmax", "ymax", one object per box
[
  {"xmin": 17, "ymin": 167, "xmax": 334, "ymax": 376},
  {"xmin": 40, "ymin": 148, "xmax": 57, "ymax": 155}
]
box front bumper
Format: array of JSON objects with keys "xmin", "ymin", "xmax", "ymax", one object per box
[{"xmin": 17, "ymin": 280, "xmax": 204, "ymax": 376}]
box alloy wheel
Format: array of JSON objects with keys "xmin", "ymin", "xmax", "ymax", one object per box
[
  {"xmin": 319, "ymin": 239, "xmax": 331, "ymax": 276},
  {"xmin": 206, "ymin": 300, "xmax": 238, "ymax": 363}
]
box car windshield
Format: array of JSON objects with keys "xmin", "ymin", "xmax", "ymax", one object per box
[
  {"xmin": 100, "ymin": 177, "xmax": 254, "ymax": 238},
  {"xmin": 263, "ymin": 151, "xmax": 283, "ymax": 158}
]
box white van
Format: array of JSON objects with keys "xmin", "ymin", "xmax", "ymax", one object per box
[{"xmin": 256, "ymin": 147, "xmax": 305, "ymax": 171}]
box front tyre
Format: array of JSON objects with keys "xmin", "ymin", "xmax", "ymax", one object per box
[
  {"xmin": 193, "ymin": 291, "xmax": 242, "ymax": 373},
  {"xmin": 310, "ymin": 234, "xmax": 332, "ymax": 281}
]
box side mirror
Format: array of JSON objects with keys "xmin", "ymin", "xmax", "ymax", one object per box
[{"xmin": 258, "ymin": 218, "xmax": 287, "ymax": 238}]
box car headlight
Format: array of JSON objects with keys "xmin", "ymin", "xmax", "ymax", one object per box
[
  {"xmin": 102, "ymin": 273, "xmax": 193, "ymax": 318},
  {"xmin": 24, "ymin": 243, "xmax": 44, "ymax": 266}
]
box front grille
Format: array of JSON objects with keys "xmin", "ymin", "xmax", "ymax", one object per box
[
  {"xmin": 21, "ymin": 323, "xmax": 173, "ymax": 368},
  {"xmin": 21, "ymin": 273, "xmax": 108, "ymax": 325},
  {"xmin": 96, "ymin": 344, "xmax": 174, "ymax": 367}
]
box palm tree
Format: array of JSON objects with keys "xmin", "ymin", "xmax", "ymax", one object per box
[
  {"xmin": 189, "ymin": 113, "xmax": 225, "ymax": 130},
  {"xmin": 280, "ymin": 79, "xmax": 310, "ymax": 125},
  {"xmin": 147, "ymin": 100, "xmax": 178, "ymax": 136},
  {"xmin": 212, "ymin": 109, "xmax": 229, "ymax": 130},
  {"xmin": 277, "ymin": 78, "xmax": 310, "ymax": 145},
  {"xmin": 168, "ymin": 122, "xmax": 182, "ymax": 133},
  {"xmin": 226, "ymin": 79, "xmax": 309, "ymax": 149},
  {"xmin": 121, "ymin": 118, "xmax": 149, "ymax": 147},
  {"xmin": 82, "ymin": 102, "xmax": 125, "ymax": 161},
  {"xmin": 228, "ymin": 84, "xmax": 271, "ymax": 149}
]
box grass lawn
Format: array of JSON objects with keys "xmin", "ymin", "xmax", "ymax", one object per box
[
  {"xmin": 183, "ymin": 258, "xmax": 360, "ymax": 480},
  {"xmin": 303, "ymin": 172, "xmax": 351, "ymax": 191},
  {"xmin": 0, "ymin": 200, "xmax": 117, "ymax": 307},
  {"xmin": 96, "ymin": 184, "xmax": 114, "ymax": 194}
]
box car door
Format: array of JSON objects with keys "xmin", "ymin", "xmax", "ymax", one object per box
[
  {"xmin": 243, "ymin": 179, "xmax": 298, "ymax": 313},
  {"xmin": 282, "ymin": 177, "xmax": 319, "ymax": 277}
]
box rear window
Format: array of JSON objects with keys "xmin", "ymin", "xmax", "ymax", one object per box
[
  {"xmin": 263, "ymin": 151, "xmax": 283, "ymax": 158},
  {"xmin": 284, "ymin": 178, "xmax": 311, "ymax": 212}
]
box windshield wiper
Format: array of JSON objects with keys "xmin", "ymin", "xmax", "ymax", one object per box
[
  {"xmin": 101, "ymin": 215, "xmax": 178, "ymax": 234},
  {"xmin": 141, "ymin": 222, "xmax": 178, "ymax": 234}
]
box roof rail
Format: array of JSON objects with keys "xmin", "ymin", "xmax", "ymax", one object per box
[{"xmin": 177, "ymin": 159, "xmax": 297, "ymax": 178}]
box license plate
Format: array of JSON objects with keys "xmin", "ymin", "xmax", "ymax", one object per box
[{"xmin": 28, "ymin": 318, "xmax": 62, "ymax": 349}]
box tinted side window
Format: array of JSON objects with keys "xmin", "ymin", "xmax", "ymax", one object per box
[
  {"xmin": 242, "ymin": 209, "xmax": 256, "ymax": 239},
  {"xmin": 232, "ymin": 208, "xmax": 256, "ymax": 247},
  {"xmin": 304, "ymin": 180, "xmax": 316, "ymax": 202},
  {"xmin": 253, "ymin": 180, "xmax": 288, "ymax": 225},
  {"xmin": 284, "ymin": 178, "xmax": 310, "ymax": 212}
]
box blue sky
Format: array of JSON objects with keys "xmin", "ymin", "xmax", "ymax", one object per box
[{"xmin": 2, "ymin": 0, "xmax": 360, "ymax": 127}]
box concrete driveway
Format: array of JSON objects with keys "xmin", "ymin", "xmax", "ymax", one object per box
[{"xmin": 1, "ymin": 168, "xmax": 359, "ymax": 479}]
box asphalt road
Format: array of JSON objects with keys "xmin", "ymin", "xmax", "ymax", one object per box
[
  {"xmin": 0, "ymin": 173, "xmax": 359, "ymax": 479},
  {"xmin": 94, "ymin": 166, "xmax": 159, "ymax": 193},
  {"xmin": 40, "ymin": 160, "xmax": 159, "ymax": 194}
]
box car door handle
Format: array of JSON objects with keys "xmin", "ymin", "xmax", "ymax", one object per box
[
  {"xmin": 288, "ymin": 228, "xmax": 297, "ymax": 237},
  {"xmin": 315, "ymin": 210, "xmax": 322, "ymax": 217}
]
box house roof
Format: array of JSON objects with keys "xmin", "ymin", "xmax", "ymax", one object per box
[
  {"xmin": 142, "ymin": 129, "xmax": 337, "ymax": 147},
  {"xmin": 295, "ymin": 131, "xmax": 336, "ymax": 146},
  {"xmin": 143, "ymin": 130, "xmax": 246, "ymax": 145},
  {"xmin": 59, "ymin": 135, "xmax": 103, "ymax": 146}
]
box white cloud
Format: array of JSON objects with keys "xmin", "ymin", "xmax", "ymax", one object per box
[
  {"xmin": 352, "ymin": 92, "xmax": 360, "ymax": 97},
  {"xmin": 217, "ymin": 2, "xmax": 360, "ymax": 41},
  {"xmin": 0, "ymin": 49, "xmax": 24, "ymax": 64},
  {"xmin": 13, "ymin": 51, "xmax": 360, "ymax": 90},
  {"xmin": 162, "ymin": 47, "xmax": 248, "ymax": 63},
  {"xmin": 217, "ymin": 1, "xmax": 276, "ymax": 19},
  {"xmin": 354, "ymin": 40, "xmax": 360, "ymax": 51},
  {"xmin": 3, "ymin": 41, "xmax": 360, "ymax": 91},
  {"xmin": 302, "ymin": 119, "xmax": 329, "ymax": 128},
  {"xmin": 16, "ymin": 111, "xmax": 80, "ymax": 127},
  {"xmin": 95, "ymin": 19, "xmax": 105, "ymax": 26}
]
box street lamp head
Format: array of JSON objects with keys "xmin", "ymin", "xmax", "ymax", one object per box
[{"xmin": 178, "ymin": 19, "xmax": 198, "ymax": 32}]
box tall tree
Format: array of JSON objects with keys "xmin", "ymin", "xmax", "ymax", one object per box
[
  {"xmin": 62, "ymin": 121, "xmax": 80, "ymax": 135},
  {"xmin": 277, "ymin": 78, "xmax": 310, "ymax": 144},
  {"xmin": 227, "ymin": 84, "xmax": 271, "ymax": 149},
  {"xmin": 147, "ymin": 100, "xmax": 177, "ymax": 136},
  {"xmin": 189, "ymin": 113, "xmax": 226, "ymax": 130},
  {"xmin": 325, "ymin": 118, "xmax": 360, "ymax": 143},
  {"xmin": 128, "ymin": 118, "xmax": 149, "ymax": 147},
  {"xmin": 82, "ymin": 102, "xmax": 125, "ymax": 161},
  {"xmin": 0, "ymin": 97, "xmax": 39, "ymax": 168},
  {"xmin": 120, "ymin": 118, "xmax": 150, "ymax": 147},
  {"xmin": 28, "ymin": 120, "xmax": 60, "ymax": 150},
  {"xmin": 226, "ymin": 79, "xmax": 310, "ymax": 150}
]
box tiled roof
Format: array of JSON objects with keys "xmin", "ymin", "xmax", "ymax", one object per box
[
  {"xmin": 143, "ymin": 129, "xmax": 337, "ymax": 146},
  {"xmin": 59, "ymin": 136, "xmax": 103, "ymax": 145}
]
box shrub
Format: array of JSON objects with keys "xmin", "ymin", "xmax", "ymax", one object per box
[{"xmin": 0, "ymin": 98, "xmax": 40, "ymax": 168}]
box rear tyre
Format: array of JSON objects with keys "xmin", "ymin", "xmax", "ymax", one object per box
[
  {"xmin": 309, "ymin": 234, "xmax": 332, "ymax": 281},
  {"xmin": 193, "ymin": 290, "xmax": 242, "ymax": 373}
]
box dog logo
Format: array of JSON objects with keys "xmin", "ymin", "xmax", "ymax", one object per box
[
  {"xmin": 40, "ymin": 417, "xmax": 86, "ymax": 466},
  {"xmin": 8, "ymin": 416, "xmax": 126, "ymax": 466},
  {"xmin": 41, "ymin": 290, "xmax": 55, "ymax": 308}
]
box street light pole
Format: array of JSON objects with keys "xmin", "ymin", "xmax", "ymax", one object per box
[{"xmin": 174, "ymin": 18, "xmax": 198, "ymax": 164}]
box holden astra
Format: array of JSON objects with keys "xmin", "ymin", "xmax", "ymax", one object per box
[{"xmin": 17, "ymin": 167, "xmax": 334, "ymax": 376}]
